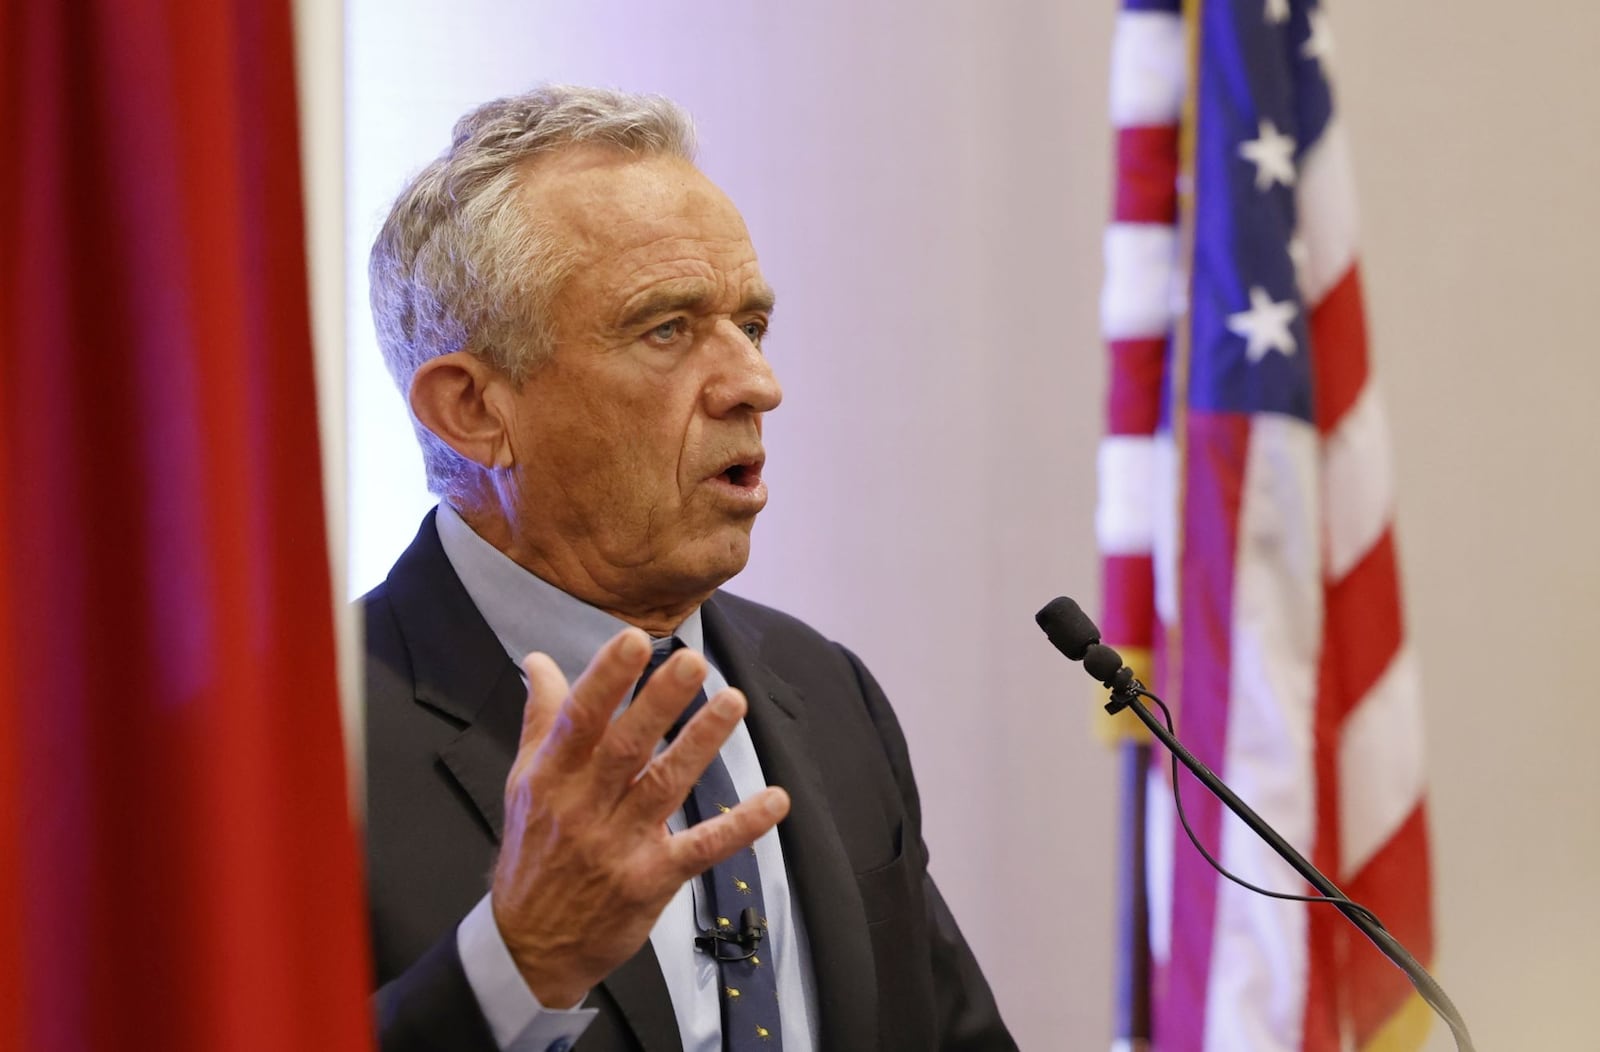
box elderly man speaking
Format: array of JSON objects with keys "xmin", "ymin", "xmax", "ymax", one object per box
[{"xmin": 362, "ymin": 85, "xmax": 1016, "ymax": 1052}]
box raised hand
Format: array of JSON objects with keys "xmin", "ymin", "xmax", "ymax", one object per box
[{"xmin": 490, "ymin": 627, "xmax": 791, "ymax": 1009}]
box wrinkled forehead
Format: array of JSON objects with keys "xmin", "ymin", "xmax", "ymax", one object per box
[{"xmin": 518, "ymin": 145, "xmax": 755, "ymax": 259}]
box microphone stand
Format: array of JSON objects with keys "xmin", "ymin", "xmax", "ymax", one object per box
[{"xmin": 1102, "ymin": 678, "xmax": 1478, "ymax": 1052}]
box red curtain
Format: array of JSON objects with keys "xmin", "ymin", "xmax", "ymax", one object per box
[{"xmin": 0, "ymin": 1, "xmax": 373, "ymax": 1048}]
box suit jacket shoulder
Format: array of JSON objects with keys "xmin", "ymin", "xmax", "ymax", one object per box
[{"xmin": 363, "ymin": 513, "xmax": 1015, "ymax": 1051}]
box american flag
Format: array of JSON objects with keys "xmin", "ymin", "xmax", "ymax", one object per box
[{"xmin": 1097, "ymin": 1, "xmax": 1436, "ymax": 1049}]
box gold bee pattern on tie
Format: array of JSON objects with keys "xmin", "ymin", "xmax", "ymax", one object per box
[{"xmin": 639, "ymin": 638, "xmax": 784, "ymax": 1051}]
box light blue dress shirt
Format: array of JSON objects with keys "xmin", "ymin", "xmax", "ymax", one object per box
[{"xmin": 436, "ymin": 503, "xmax": 818, "ymax": 1052}]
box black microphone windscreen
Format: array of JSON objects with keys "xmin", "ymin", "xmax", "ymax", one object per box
[
  {"xmin": 1034, "ymin": 596, "xmax": 1101, "ymax": 661},
  {"xmin": 1083, "ymin": 643, "xmax": 1125, "ymax": 685}
]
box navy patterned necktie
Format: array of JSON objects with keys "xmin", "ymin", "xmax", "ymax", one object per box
[{"xmin": 638, "ymin": 639, "xmax": 784, "ymax": 1050}]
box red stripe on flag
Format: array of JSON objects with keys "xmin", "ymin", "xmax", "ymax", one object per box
[
  {"xmin": 1115, "ymin": 125, "xmax": 1181, "ymax": 225},
  {"xmin": 1300, "ymin": 902, "xmax": 1346, "ymax": 1052},
  {"xmin": 1108, "ymin": 336, "xmax": 1167, "ymax": 435},
  {"xmin": 1102, "ymin": 554, "xmax": 1156, "ymax": 647},
  {"xmin": 1154, "ymin": 411, "xmax": 1251, "ymax": 1052},
  {"xmin": 1344, "ymin": 803, "xmax": 1435, "ymax": 1044},
  {"xmin": 1305, "ymin": 521, "xmax": 1413, "ymax": 1050},
  {"xmin": 1309, "ymin": 266, "xmax": 1371, "ymax": 434},
  {"xmin": 1323, "ymin": 528, "xmax": 1404, "ymax": 722}
]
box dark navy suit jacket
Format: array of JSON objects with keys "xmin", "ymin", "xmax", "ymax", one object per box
[{"xmin": 364, "ymin": 512, "xmax": 1016, "ymax": 1051}]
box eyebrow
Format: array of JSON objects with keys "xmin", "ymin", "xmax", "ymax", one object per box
[
  {"xmin": 742, "ymin": 284, "xmax": 778, "ymax": 316},
  {"xmin": 618, "ymin": 280, "xmax": 777, "ymax": 330}
]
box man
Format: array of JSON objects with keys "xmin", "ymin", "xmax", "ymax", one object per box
[{"xmin": 363, "ymin": 84, "xmax": 1015, "ymax": 1052}]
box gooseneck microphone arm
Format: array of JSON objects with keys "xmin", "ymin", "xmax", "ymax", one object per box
[{"xmin": 1035, "ymin": 597, "xmax": 1477, "ymax": 1052}]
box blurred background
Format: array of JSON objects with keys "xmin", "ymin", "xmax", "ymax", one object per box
[{"xmin": 296, "ymin": 1, "xmax": 1600, "ymax": 1047}]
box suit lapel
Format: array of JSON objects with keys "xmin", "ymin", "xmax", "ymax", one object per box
[
  {"xmin": 703, "ymin": 595, "xmax": 879, "ymax": 1049},
  {"xmin": 594, "ymin": 944, "xmax": 682, "ymax": 1052},
  {"xmin": 434, "ymin": 663, "xmax": 523, "ymax": 840},
  {"xmin": 386, "ymin": 510, "xmax": 526, "ymax": 838},
  {"xmin": 385, "ymin": 512, "xmax": 680, "ymax": 1051}
]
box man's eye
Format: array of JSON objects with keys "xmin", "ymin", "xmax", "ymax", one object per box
[
  {"xmin": 650, "ymin": 319, "xmax": 684, "ymax": 342},
  {"xmin": 741, "ymin": 320, "xmax": 767, "ymax": 345}
]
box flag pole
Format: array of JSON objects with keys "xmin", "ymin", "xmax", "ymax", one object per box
[
  {"xmin": 1110, "ymin": 741, "xmax": 1152, "ymax": 1052},
  {"xmin": 1099, "ymin": 0, "xmax": 1195, "ymax": 1040}
]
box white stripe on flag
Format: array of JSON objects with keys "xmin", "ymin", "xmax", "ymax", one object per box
[
  {"xmin": 1097, "ymin": 435, "xmax": 1158, "ymax": 554},
  {"xmin": 1150, "ymin": 432, "xmax": 1180, "ymax": 627},
  {"xmin": 1322, "ymin": 381, "xmax": 1394, "ymax": 582},
  {"xmin": 1109, "ymin": 10, "xmax": 1186, "ymax": 127},
  {"xmin": 1102, "ymin": 223, "xmax": 1180, "ymax": 340},
  {"xmin": 1294, "ymin": 117, "xmax": 1360, "ymax": 307},
  {"xmin": 1339, "ymin": 646, "xmax": 1427, "ymax": 875},
  {"xmin": 1205, "ymin": 415, "xmax": 1323, "ymax": 1051}
]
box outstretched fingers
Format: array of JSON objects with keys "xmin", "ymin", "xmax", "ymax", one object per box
[
  {"xmin": 523, "ymin": 628, "xmax": 653, "ymax": 773},
  {"xmin": 622, "ymin": 687, "xmax": 748, "ymax": 824},
  {"xmin": 518, "ymin": 652, "xmax": 568, "ymax": 756},
  {"xmin": 492, "ymin": 632, "xmax": 792, "ymax": 1006},
  {"xmin": 589, "ymin": 647, "xmax": 709, "ymax": 789},
  {"xmin": 665, "ymin": 784, "xmax": 791, "ymax": 880}
]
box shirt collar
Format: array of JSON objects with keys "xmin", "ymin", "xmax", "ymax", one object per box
[{"xmin": 434, "ymin": 502, "xmax": 706, "ymax": 683}]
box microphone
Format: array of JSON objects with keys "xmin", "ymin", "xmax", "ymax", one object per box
[
  {"xmin": 694, "ymin": 906, "xmax": 765, "ymax": 962},
  {"xmin": 1035, "ymin": 596, "xmax": 1478, "ymax": 1052},
  {"xmin": 1034, "ymin": 596, "xmax": 1101, "ymax": 660},
  {"xmin": 1034, "ymin": 596, "xmax": 1133, "ymax": 693}
]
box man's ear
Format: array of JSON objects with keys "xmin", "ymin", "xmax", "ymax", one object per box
[{"xmin": 408, "ymin": 351, "xmax": 517, "ymax": 470}]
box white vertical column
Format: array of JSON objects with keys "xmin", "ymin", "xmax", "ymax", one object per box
[{"xmin": 292, "ymin": 0, "xmax": 361, "ymax": 808}]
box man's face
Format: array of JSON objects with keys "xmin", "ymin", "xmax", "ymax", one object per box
[{"xmin": 495, "ymin": 147, "xmax": 782, "ymax": 614}]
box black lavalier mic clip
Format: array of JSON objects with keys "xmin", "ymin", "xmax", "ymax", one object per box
[{"xmin": 694, "ymin": 906, "xmax": 766, "ymax": 962}]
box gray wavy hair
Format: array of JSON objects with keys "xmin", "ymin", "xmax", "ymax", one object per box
[{"xmin": 369, "ymin": 85, "xmax": 698, "ymax": 498}]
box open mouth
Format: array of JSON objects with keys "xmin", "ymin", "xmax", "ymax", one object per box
[{"xmin": 718, "ymin": 462, "xmax": 760, "ymax": 488}]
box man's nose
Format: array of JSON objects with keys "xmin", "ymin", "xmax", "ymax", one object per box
[{"xmin": 705, "ymin": 320, "xmax": 783, "ymax": 416}]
